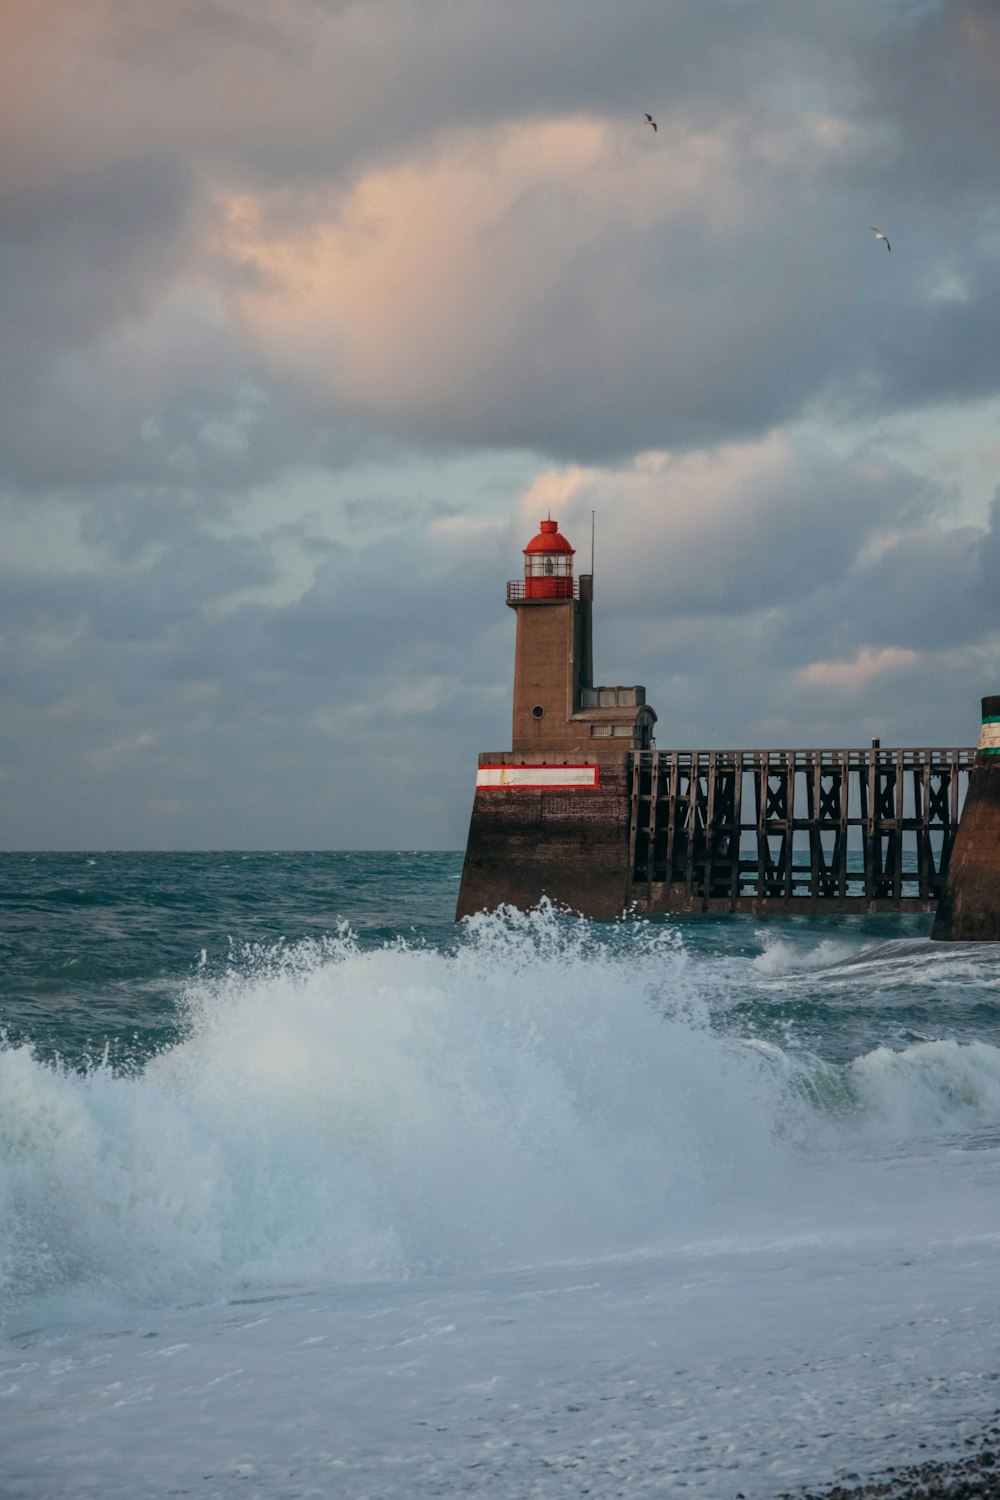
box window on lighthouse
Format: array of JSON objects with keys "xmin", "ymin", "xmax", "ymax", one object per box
[{"xmin": 526, "ymin": 554, "xmax": 572, "ymax": 579}]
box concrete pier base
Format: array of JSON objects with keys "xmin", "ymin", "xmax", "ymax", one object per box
[
  {"xmin": 931, "ymin": 695, "xmax": 1000, "ymax": 941},
  {"xmin": 456, "ymin": 755, "xmax": 632, "ymax": 920}
]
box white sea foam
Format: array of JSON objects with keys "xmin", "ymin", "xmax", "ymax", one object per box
[
  {"xmin": 3, "ymin": 908, "xmax": 1000, "ymax": 1321},
  {"xmin": 0, "ymin": 912, "xmax": 775, "ymax": 1310},
  {"xmin": 849, "ymin": 1037, "xmax": 1000, "ymax": 1136},
  {"xmin": 751, "ymin": 933, "xmax": 861, "ymax": 976},
  {"xmin": 755, "ymin": 931, "xmax": 1000, "ymax": 992}
]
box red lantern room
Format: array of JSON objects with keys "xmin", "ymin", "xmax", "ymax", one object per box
[{"xmin": 522, "ymin": 518, "xmax": 575, "ymax": 599}]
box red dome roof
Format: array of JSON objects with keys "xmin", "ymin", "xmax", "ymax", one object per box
[{"xmin": 523, "ymin": 518, "xmax": 574, "ymax": 555}]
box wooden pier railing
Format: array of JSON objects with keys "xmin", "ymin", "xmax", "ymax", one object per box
[{"xmin": 627, "ymin": 747, "xmax": 975, "ymax": 913}]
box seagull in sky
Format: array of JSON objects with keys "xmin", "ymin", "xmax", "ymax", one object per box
[
  {"xmin": 644, "ymin": 113, "xmax": 657, "ymax": 132},
  {"xmin": 870, "ymin": 227, "xmax": 891, "ymax": 251}
]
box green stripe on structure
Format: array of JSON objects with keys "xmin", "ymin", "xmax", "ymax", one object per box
[{"xmin": 983, "ymin": 715, "xmax": 1000, "ymax": 725}]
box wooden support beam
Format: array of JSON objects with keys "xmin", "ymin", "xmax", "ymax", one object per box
[
  {"xmin": 665, "ymin": 752, "xmax": 679, "ymax": 884},
  {"xmin": 646, "ymin": 750, "xmax": 660, "ymax": 892},
  {"xmin": 893, "ymin": 748, "xmax": 904, "ymax": 898},
  {"xmin": 684, "ymin": 760, "xmax": 700, "ymax": 903},
  {"xmin": 704, "ymin": 751, "xmax": 718, "ymax": 899},
  {"xmin": 784, "ymin": 755, "xmax": 795, "ymax": 900},
  {"xmin": 838, "ymin": 755, "xmax": 849, "ymax": 898},
  {"xmin": 731, "ymin": 752, "xmax": 743, "ymax": 903}
]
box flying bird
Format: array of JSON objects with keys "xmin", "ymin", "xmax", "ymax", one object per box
[
  {"xmin": 870, "ymin": 227, "xmax": 891, "ymax": 251},
  {"xmin": 644, "ymin": 113, "xmax": 657, "ymax": 132}
]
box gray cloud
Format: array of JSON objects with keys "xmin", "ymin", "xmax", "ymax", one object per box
[{"xmin": 5, "ymin": 1, "xmax": 999, "ymax": 475}]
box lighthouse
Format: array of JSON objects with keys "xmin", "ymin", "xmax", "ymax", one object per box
[
  {"xmin": 508, "ymin": 518, "xmax": 655, "ymax": 758},
  {"xmin": 456, "ymin": 518, "xmax": 656, "ymax": 918},
  {"xmin": 508, "ymin": 517, "xmax": 591, "ymax": 755}
]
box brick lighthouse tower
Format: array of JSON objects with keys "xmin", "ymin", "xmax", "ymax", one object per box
[{"xmin": 455, "ymin": 517, "xmax": 656, "ymax": 918}]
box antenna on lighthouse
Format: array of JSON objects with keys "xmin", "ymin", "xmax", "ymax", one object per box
[{"xmin": 591, "ymin": 510, "xmax": 595, "ymax": 578}]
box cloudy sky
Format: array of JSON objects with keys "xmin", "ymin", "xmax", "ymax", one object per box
[{"xmin": 3, "ymin": 0, "xmax": 1000, "ymax": 849}]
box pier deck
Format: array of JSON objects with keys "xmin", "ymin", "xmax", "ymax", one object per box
[{"xmin": 628, "ymin": 747, "xmax": 975, "ymax": 914}]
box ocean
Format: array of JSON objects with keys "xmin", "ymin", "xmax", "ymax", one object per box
[{"xmin": 2, "ymin": 851, "xmax": 1000, "ymax": 1499}]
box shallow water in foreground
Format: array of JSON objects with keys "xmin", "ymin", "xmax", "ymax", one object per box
[{"xmin": 2, "ymin": 852, "xmax": 999, "ymax": 1497}]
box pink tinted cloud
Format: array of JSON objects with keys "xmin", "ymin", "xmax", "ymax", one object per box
[
  {"xmin": 208, "ymin": 85, "xmax": 862, "ymax": 440},
  {"xmin": 795, "ymin": 646, "xmax": 921, "ymax": 692},
  {"xmin": 213, "ymin": 114, "xmax": 757, "ymax": 419}
]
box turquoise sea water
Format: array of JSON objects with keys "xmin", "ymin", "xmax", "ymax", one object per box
[
  {"xmin": 2, "ymin": 850, "xmax": 995, "ymax": 1073},
  {"xmin": 3, "ymin": 852, "xmax": 1000, "ymax": 1498},
  {"xmin": 0, "ymin": 852, "xmax": 462, "ymax": 1070}
]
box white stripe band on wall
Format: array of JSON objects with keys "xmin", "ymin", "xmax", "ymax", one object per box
[
  {"xmin": 978, "ymin": 722, "xmax": 1000, "ymax": 752},
  {"xmin": 477, "ymin": 765, "xmax": 600, "ymax": 789}
]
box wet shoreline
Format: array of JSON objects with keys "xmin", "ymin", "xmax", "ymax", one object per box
[{"xmin": 781, "ymin": 1415, "xmax": 1000, "ymax": 1499}]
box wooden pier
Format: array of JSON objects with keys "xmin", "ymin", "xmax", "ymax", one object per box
[{"xmin": 627, "ymin": 746, "xmax": 975, "ymax": 913}]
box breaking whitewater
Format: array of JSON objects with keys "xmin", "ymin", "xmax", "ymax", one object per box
[{"xmin": 3, "ymin": 851, "xmax": 1000, "ymax": 1499}]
